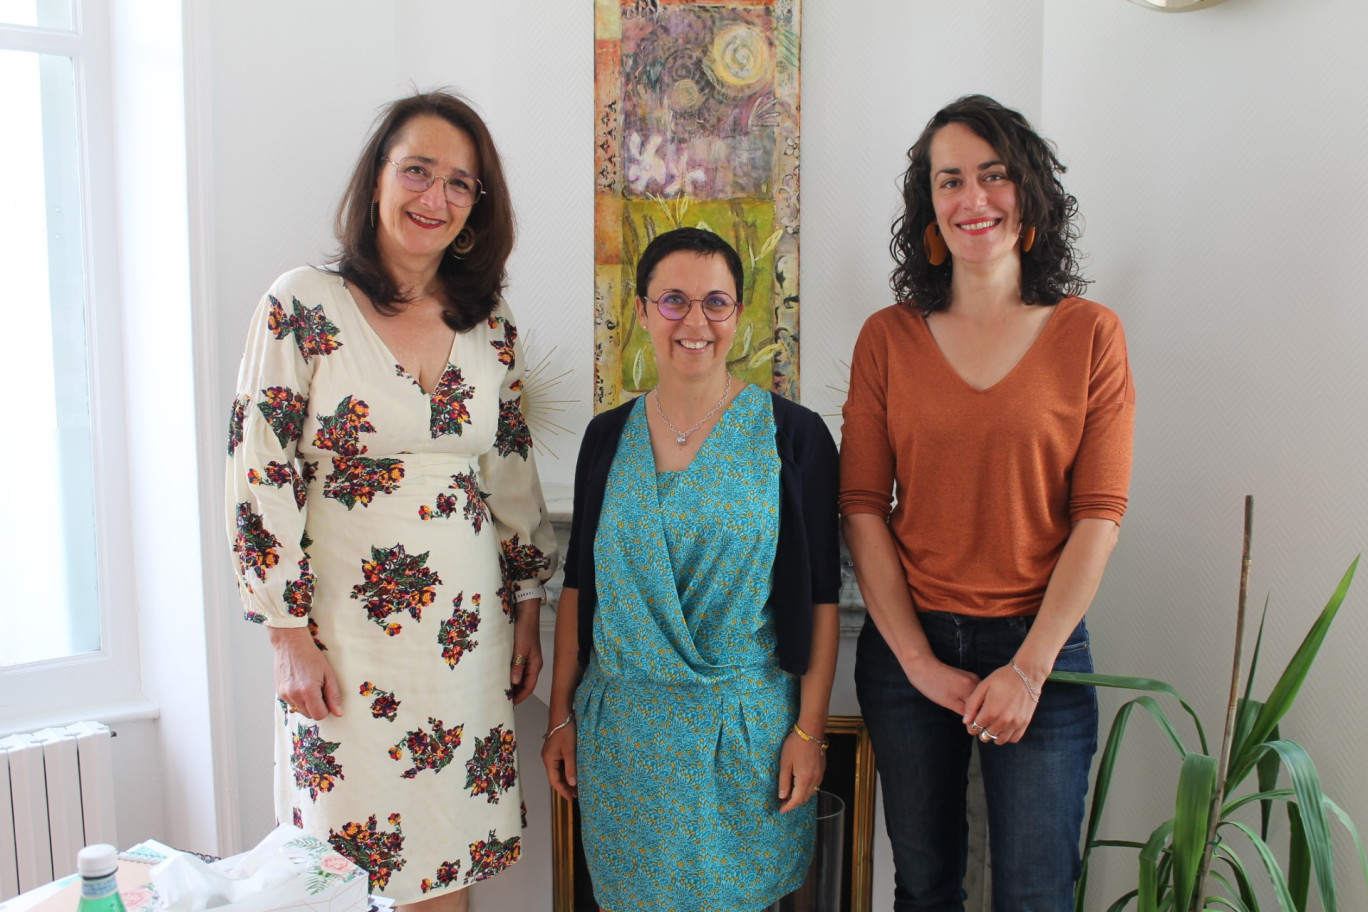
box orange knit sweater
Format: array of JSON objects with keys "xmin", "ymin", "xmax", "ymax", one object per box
[{"xmin": 839, "ymin": 298, "xmax": 1135, "ymax": 618}]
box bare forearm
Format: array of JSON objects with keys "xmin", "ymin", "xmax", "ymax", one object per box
[
  {"xmin": 843, "ymin": 513, "xmax": 982, "ymax": 712},
  {"xmin": 1015, "ymin": 518, "xmax": 1119, "ymax": 683},
  {"xmin": 513, "ymin": 598, "xmax": 543, "ymax": 638},
  {"xmin": 267, "ymin": 624, "xmax": 312, "ymax": 646},
  {"xmin": 541, "ymin": 587, "xmax": 582, "ymax": 798},
  {"xmin": 547, "ymin": 587, "xmax": 584, "ymax": 721},
  {"xmin": 842, "ymin": 513, "xmax": 934, "ymax": 671},
  {"xmin": 797, "ymin": 604, "xmax": 839, "ymax": 735}
]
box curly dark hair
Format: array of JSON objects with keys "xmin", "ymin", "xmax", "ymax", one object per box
[
  {"xmin": 889, "ymin": 94, "xmax": 1086, "ymax": 314},
  {"xmin": 333, "ymin": 90, "xmax": 514, "ymax": 332}
]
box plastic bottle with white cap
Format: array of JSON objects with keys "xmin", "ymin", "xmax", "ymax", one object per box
[{"xmin": 76, "ymin": 845, "xmax": 128, "ymax": 912}]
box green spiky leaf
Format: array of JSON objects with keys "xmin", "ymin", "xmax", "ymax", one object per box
[
  {"xmin": 1232, "ymin": 558, "xmax": 1359, "ymax": 785},
  {"xmin": 1222, "ymin": 820, "xmax": 1299, "ymax": 910},
  {"xmin": 1172, "ymin": 754, "xmax": 1218, "ymax": 909}
]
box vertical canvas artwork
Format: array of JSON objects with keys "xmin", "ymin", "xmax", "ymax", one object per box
[{"xmin": 593, "ymin": 0, "xmax": 801, "ymax": 412}]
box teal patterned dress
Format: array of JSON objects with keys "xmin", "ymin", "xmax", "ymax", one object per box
[{"xmin": 574, "ymin": 384, "xmax": 814, "ymax": 912}]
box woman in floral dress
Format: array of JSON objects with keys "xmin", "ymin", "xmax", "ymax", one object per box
[
  {"xmin": 226, "ymin": 91, "xmax": 557, "ymax": 912},
  {"xmin": 542, "ymin": 228, "xmax": 841, "ymax": 911}
]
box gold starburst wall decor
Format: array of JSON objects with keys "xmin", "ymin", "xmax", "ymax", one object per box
[
  {"xmin": 823, "ymin": 358, "xmax": 850, "ymax": 421},
  {"xmin": 520, "ymin": 338, "xmax": 578, "ymax": 462}
]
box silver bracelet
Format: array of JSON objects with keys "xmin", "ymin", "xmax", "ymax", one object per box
[
  {"xmin": 543, "ymin": 711, "xmax": 575, "ymax": 740},
  {"xmin": 1010, "ymin": 659, "xmax": 1041, "ymax": 703}
]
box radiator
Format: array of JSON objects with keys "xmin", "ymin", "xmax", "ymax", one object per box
[{"xmin": 0, "ymin": 722, "xmax": 118, "ymax": 901}]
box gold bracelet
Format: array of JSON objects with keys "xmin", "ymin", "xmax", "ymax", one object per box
[{"xmin": 792, "ymin": 722, "xmax": 829, "ymax": 751}]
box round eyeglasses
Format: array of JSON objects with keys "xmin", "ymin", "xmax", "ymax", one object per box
[
  {"xmin": 641, "ymin": 291, "xmax": 740, "ymax": 322},
  {"xmin": 385, "ymin": 157, "xmax": 485, "ymax": 208}
]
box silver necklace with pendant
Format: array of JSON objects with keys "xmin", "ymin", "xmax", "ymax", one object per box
[{"xmin": 653, "ymin": 375, "xmax": 733, "ymax": 446}]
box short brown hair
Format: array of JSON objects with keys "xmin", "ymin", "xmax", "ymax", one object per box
[
  {"xmin": 635, "ymin": 228, "xmax": 745, "ymax": 304},
  {"xmin": 334, "ymin": 90, "xmax": 514, "ymax": 331}
]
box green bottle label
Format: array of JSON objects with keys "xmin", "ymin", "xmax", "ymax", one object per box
[{"xmin": 80, "ymin": 873, "xmax": 118, "ymax": 900}]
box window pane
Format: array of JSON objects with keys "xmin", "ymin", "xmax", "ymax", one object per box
[
  {"xmin": 0, "ymin": 49, "xmax": 100, "ymax": 667},
  {"xmin": 0, "ymin": 0, "xmax": 73, "ymax": 30}
]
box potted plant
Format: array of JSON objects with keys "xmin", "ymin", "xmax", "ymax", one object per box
[{"xmin": 1056, "ymin": 497, "xmax": 1368, "ymax": 911}]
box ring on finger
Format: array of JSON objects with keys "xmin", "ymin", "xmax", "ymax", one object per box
[
  {"xmin": 968, "ymin": 722, "xmax": 984, "ymax": 734},
  {"xmin": 979, "ymin": 730, "xmax": 998, "ymax": 743},
  {"xmin": 512, "ymin": 653, "xmax": 528, "ymax": 666}
]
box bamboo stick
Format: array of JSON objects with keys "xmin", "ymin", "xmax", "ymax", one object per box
[{"xmin": 1192, "ymin": 495, "xmax": 1253, "ymax": 910}]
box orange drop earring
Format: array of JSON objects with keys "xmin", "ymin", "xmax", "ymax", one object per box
[
  {"xmin": 1021, "ymin": 226, "xmax": 1036, "ymax": 253},
  {"xmin": 924, "ymin": 222, "xmax": 948, "ymax": 266}
]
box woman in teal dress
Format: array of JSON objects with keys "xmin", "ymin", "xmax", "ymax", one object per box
[{"xmin": 543, "ymin": 228, "xmax": 841, "ymax": 911}]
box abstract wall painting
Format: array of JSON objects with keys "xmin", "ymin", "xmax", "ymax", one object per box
[{"xmin": 594, "ymin": 0, "xmax": 801, "ymax": 411}]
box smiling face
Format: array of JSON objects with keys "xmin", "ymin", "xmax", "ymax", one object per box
[
  {"xmin": 373, "ymin": 114, "xmax": 479, "ymax": 270},
  {"xmin": 635, "ymin": 251, "xmax": 740, "ymax": 384},
  {"xmin": 928, "ymin": 121, "xmax": 1023, "ymax": 268}
]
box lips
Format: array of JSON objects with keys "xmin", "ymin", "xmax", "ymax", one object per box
[
  {"xmin": 407, "ymin": 212, "xmax": 446, "ymax": 229},
  {"xmin": 958, "ymin": 218, "xmax": 1001, "ymax": 233}
]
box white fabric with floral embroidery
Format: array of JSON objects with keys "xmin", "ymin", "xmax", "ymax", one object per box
[{"xmin": 226, "ymin": 267, "xmax": 556, "ymax": 902}]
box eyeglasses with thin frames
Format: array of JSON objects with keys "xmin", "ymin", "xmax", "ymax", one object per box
[
  {"xmin": 640, "ymin": 291, "xmax": 740, "ymax": 322},
  {"xmin": 385, "ymin": 157, "xmax": 485, "ymax": 208}
]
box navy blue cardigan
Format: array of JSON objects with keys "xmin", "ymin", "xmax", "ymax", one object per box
[{"xmin": 561, "ymin": 392, "xmax": 840, "ymax": 674}]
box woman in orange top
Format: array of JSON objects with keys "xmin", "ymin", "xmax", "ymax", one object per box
[{"xmin": 840, "ymin": 95, "xmax": 1134, "ymax": 911}]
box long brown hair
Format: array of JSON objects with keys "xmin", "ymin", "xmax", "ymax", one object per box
[{"xmin": 333, "ymin": 90, "xmax": 514, "ymax": 331}]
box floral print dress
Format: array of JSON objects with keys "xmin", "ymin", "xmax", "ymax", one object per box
[
  {"xmin": 226, "ymin": 267, "xmax": 557, "ymax": 902},
  {"xmin": 574, "ymin": 385, "xmax": 814, "ymax": 912}
]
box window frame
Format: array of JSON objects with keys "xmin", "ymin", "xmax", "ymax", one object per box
[{"xmin": 0, "ymin": 1, "xmax": 149, "ymax": 732}]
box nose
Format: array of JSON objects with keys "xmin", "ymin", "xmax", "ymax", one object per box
[
  {"xmin": 418, "ymin": 177, "xmax": 447, "ymax": 208},
  {"xmin": 681, "ymin": 299, "xmax": 711, "ymax": 328}
]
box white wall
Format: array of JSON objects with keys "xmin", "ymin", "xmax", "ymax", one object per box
[
  {"xmin": 1040, "ymin": 0, "xmax": 1368, "ymax": 907},
  {"xmin": 181, "ymin": 0, "xmax": 1368, "ymax": 909},
  {"xmin": 801, "ymin": 2, "xmax": 1045, "ymax": 427}
]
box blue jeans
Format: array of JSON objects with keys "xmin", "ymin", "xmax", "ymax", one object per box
[{"xmin": 855, "ymin": 612, "xmax": 1098, "ymax": 912}]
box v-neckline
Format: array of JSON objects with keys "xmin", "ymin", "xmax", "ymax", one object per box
[
  {"xmin": 649, "ymin": 383, "xmax": 748, "ymax": 476},
  {"xmin": 394, "ymin": 361, "xmax": 452, "ymax": 398},
  {"xmin": 919, "ymin": 300, "xmax": 1063, "ymax": 394},
  {"xmin": 340, "ymin": 279, "xmax": 459, "ymax": 396}
]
